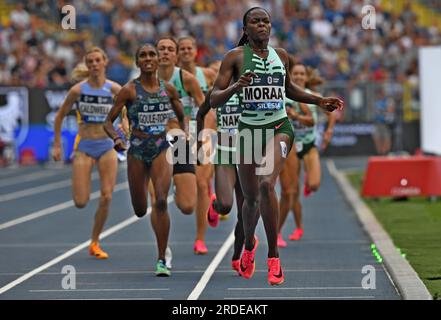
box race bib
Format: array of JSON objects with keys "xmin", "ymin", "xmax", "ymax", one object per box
[
  {"xmin": 137, "ymin": 111, "xmax": 170, "ymax": 135},
  {"xmin": 295, "ymin": 141, "xmax": 303, "ymax": 153},
  {"xmin": 242, "ymin": 74, "xmax": 285, "ymax": 111}
]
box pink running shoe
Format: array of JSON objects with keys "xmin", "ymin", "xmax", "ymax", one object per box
[
  {"xmin": 239, "ymin": 237, "xmax": 259, "ymax": 279},
  {"xmin": 232, "ymin": 259, "xmax": 240, "ymax": 274},
  {"xmin": 268, "ymin": 257, "xmax": 284, "ymax": 285},
  {"xmin": 194, "ymin": 240, "xmax": 208, "ymax": 254},
  {"xmin": 207, "ymin": 193, "xmax": 220, "ymax": 228},
  {"xmin": 303, "ymin": 175, "xmax": 313, "ymax": 197},
  {"xmin": 277, "ymin": 233, "xmax": 287, "ymax": 248},
  {"xmin": 289, "ymin": 228, "xmax": 304, "ymax": 241}
]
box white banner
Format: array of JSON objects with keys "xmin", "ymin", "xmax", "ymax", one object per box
[
  {"xmin": 0, "ymin": 87, "xmax": 28, "ymax": 145},
  {"xmin": 419, "ymin": 46, "xmax": 441, "ymax": 155}
]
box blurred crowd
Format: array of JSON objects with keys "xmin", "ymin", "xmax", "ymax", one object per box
[
  {"xmin": 0, "ymin": 0, "xmax": 440, "ymax": 88},
  {"xmin": 419, "ymin": 0, "xmax": 441, "ymax": 12}
]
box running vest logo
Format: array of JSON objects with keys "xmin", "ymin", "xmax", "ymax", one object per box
[
  {"xmin": 274, "ymin": 121, "xmax": 284, "ymax": 130},
  {"xmin": 240, "ymin": 259, "xmax": 253, "ymax": 273}
]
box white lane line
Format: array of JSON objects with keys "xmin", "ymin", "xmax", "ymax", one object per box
[
  {"xmin": 228, "ymin": 287, "xmax": 366, "ymax": 290},
  {"xmin": 0, "ymin": 269, "xmax": 383, "ymax": 276},
  {"xmin": 187, "ymin": 229, "xmax": 235, "ymax": 300},
  {"xmin": 0, "ymin": 165, "xmax": 126, "ymax": 202},
  {"xmin": 0, "ymin": 168, "xmax": 27, "ymax": 178},
  {"xmin": 50, "ymin": 298, "xmax": 163, "ymax": 300},
  {"xmin": 224, "ymin": 296, "xmax": 376, "ymax": 300},
  {"xmin": 0, "ymin": 181, "xmax": 128, "ymax": 231},
  {"xmin": 29, "ymin": 288, "xmax": 169, "ymax": 292},
  {"xmin": 0, "ymin": 195, "xmax": 173, "ymax": 296},
  {"xmin": 0, "ymin": 170, "xmax": 65, "ymax": 188},
  {"xmin": 0, "ymin": 241, "xmax": 229, "ymax": 247},
  {"xmin": 0, "ymin": 172, "xmax": 99, "ymax": 203}
]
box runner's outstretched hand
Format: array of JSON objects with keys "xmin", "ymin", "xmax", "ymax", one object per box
[{"xmin": 318, "ymin": 97, "xmax": 344, "ymax": 112}]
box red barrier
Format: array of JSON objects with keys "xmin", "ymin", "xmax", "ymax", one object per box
[
  {"xmin": 19, "ymin": 148, "xmax": 37, "ymax": 166},
  {"xmin": 362, "ymin": 156, "xmax": 441, "ymax": 197}
]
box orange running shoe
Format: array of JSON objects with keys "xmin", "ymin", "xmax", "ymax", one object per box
[
  {"xmin": 194, "ymin": 240, "xmax": 208, "ymax": 255},
  {"xmin": 232, "ymin": 259, "xmax": 240, "ymax": 274},
  {"xmin": 207, "ymin": 193, "xmax": 220, "ymax": 228},
  {"xmin": 277, "ymin": 233, "xmax": 287, "ymax": 248},
  {"xmin": 289, "ymin": 228, "xmax": 304, "ymax": 241},
  {"xmin": 268, "ymin": 257, "xmax": 284, "ymax": 285},
  {"xmin": 89, "ymin": 242, "xmax": 109, "ymax": 259},
  {"xmin": 239, "ymin": 236, "xmax": 259, "ymax": 279}
]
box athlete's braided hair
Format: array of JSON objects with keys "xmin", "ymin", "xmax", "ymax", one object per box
[{"xmin": 237, "ymin": 7, "xmax": 271, "ymax": 47}]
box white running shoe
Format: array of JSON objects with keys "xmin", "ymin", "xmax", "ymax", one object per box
[{"xmin": 165, "ymin": 246, "xmax": 173, "ymax": 269}]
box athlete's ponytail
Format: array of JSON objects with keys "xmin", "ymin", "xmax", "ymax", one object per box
[
  {"xmin": 237, "ymin": 34, "xmax": 249, "ymax": 46},
  {"xmin": 306, "ymin": 66, "xmax": 324, "ymax": 89},
  {"xmin": 71, "ymin": 62, "xmax": 89, "ymax": 82}
]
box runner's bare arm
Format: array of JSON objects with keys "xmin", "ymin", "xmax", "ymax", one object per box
[
  {"xmin": 104, "ymin": 83, "xmax": 134, "ymax": 151},
  {"xmin": 195, "ymin": 89, "xmax": 213, "ymax": 160},
  {"xmin": 196, "ymin": 89, "xmax": 213, "ymax": 123},
  {"xmin": 166, "ymin": 83, "xmax": 185, "ymax": 131},
  {"xmin": 288, "ymin": 102, "xmax": 315, "ymax": 127},
  {"xmin": 183, "ymin": 70, "xmax": 205, "ymax": 108},
  {"xmin": 110, "ymin": 81, "xmax": 122, "ymax": 96},
  {"xmin": 308, "ymin": 89, "xmax": 336, "ymax": 149},
  {"xmin": 210, "ymin": 49, "xmax": 256, "ymax": 107},
  {"xmin": 110, "ymin": 81, "xmax": 129, "ymax": 138},
  {"xmin": 52, "ymin": 84, "xmax": 80, "ymax": 161},
  {"xmin": 277, "ymin": 48, "xmax": 344, "ymax": 112},
  {"xmin": 321, "ymin": 106, "xmax": 337, "ymax": 150},
  {"xmin": 202, "ymin": 67, "xmax": 217, "ymax": 88}
]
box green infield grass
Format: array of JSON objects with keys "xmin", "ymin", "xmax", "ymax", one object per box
[{"xmin": 347, "ymin": 172, "xmax": 441, "ymax": 299}]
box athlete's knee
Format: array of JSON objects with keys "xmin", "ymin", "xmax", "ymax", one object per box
[
  {"xmin": 259, "ymin": 178, "xmax": 275, "ymax": 198},
  {"xmin": 293, "ymin": 185, "xmax": 300, "ymax": 198},
  {"xmin": 99, "ymin": 193, "xmax": 112, "ymax": 206},
  {"xmin": 176, "ymin": 196, "xmax": 195, "ymax": 215},
  {"xmin": 196, "ymin": 177, "xmax": 209, "ymax": 192},
  {"xmin": 74, "ymin": 201, "xmax": 88, "ymax": 209},
  {"xmin": 281, "ymin": 188, "xmax": 295, "ymax": 199},
  {"xmin": 73, "ymin": 196, "xmax": 89, "ymax": 209},
  {"xmin": 216, "ymin": 199, "xmax": 233, "ymax": 215},
  {"xmin": 155, "ymin": 197, "xmax": 168, "ymax": 213},
  {"xmin": 244, "ymin": 196, "xmax": 259, "ymax": 211},
  {"xmin": 308, "ymin": 181, "xmax": 320, "ymax": 192},
  {"xmin": 133, "ymin": 203, "xmax": 148, "ymax": 217},
  {"xmin": 178, "ymin": 203, "xmax": 194, "ymax": 215}
]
